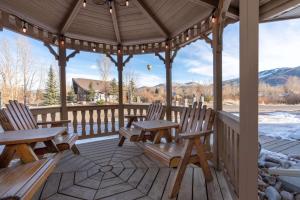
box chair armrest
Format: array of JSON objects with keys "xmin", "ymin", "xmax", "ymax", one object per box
[
  {"xmin": 178, "ymin": 130, "xmax": 214, "ymax": 140},
  {"xmin": 124, "ymin": 115, "xmax": 146, "ymax": 119},
  {"xmin": 37, "ymin": 120, "xmax": 71, "ymax": 126}
]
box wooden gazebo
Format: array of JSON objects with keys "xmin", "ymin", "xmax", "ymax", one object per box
[{"xmin": 1, "ymin": 0, "xmax": 300, "ymax": 199}]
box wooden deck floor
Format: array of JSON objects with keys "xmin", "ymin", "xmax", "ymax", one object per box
[
  {"xmin": 260, "ymin": 135, "xmax": 300, "ymax": 155},
  {"xmin": 33, "ymin": 139, "xmax": 233, "ymax": 200}
]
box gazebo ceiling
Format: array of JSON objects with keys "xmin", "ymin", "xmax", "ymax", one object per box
[{"xmin": 0, "ymin": 0, "xmax": 299, "ymax": 54}]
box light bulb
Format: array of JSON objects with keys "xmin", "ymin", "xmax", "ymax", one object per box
[
  {"xmin": 83, "ymin": 0, "xmax": 87, "ymax": 8},
  {"xmin": 186, "ymin": 35, "xmax": 189, "ymax": 41},
  {"xmin": 212, "ymin": 16, "xmax": 216, "ymax": 23},
  {"xmin": 165, "ymin": 44, "xmax": 169, "ymax": 49},
  {"xmin": 110, "ymin": 6, "xmax": 112, "ymax": 14},
  {"xmin": 22, "ymin": 26, "xmax": 27, "ymax": 33},
  {"xmin": 93, "ymin": 48, "xmax": 96, "ymax": 52},
  {"xmin": 126, "ymin": 0, "xmax": 129, "ymax": 6}
]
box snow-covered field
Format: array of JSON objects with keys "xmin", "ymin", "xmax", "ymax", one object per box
[{"xmin": 259, "ymin": 112, "xmax": 300, "ymax": 140}]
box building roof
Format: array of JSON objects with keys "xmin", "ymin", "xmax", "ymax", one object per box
[{"xmin": 72, "ymin": 78, "xmax": 109, "ymax": 93}]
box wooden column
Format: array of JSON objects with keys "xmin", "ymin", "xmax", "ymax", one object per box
[
  {"xmin": 117, "ymin": 52, "xmax": 124, "ymax": 128},
  {"xmin": 212, "ymin": 16, "xmax": 223, "ymax": 169},
  {"xmin": 165, "ymin": 41, "xmax": 172, "ymax": 121},
  {"xmin": 239, "ymin": 0, "xmax": 259, "ymax": 198},
  {"xmin": 58, "ymin": 39, "xmax": 68, "ymax": 120}
]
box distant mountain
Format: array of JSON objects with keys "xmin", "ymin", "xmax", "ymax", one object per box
[{"xmin": 225, "ymin": 66, "xmax": 300, "ymax": 86}]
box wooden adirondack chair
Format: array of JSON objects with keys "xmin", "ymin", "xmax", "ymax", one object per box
[
  {"xmin": 118, "ymin": 103, "xmax": 165, "ymax": 146},
  {"xmin": 124, "ymin": 103, "xmax": 163, "ymax": 128},
  {"xmin": 0, "ymin": 155, "xmax": 60, "ymax": 200},
  {"xmin": 0, "ymin": 100, "xmax": 79, "ymax": 155},
  {"xmin": 144, "ymin": 103, "xmax": 215, "ymax": 198}
]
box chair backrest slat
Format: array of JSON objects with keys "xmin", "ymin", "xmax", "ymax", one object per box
[
  {"xmin": 178, "ymin": 107, "xmax": 188, "ymax": 130},
  {"xmin": 11, "ymin": 100, "xmax": 35, "ymax": 129},
  {"xmin": 0, "ymin": 109, "xmax": 17, "ymax": 131},
  {"xmin": 195, "ymin": 105, "xmax": 207, "ymax": 133},
  {"xmin": 6, "ymin": 104, "xmax": 26, "ymax": 130},
  {"xmin": 145, "ymin": 103, "xmax": 154, "ymax": 119},
  {"xmin": 24, "ymin": 105, "xmax": 38, "ymax": 128}
]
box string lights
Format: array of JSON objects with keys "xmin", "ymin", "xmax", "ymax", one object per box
[
  {"xmin": 83, "ymin": 0, "xmax": 87, "ymax": 8},
  {"xmin": 92, "ymin": 0, "xmax": 130, "ymax": 14},
  {"xmin": 22, "ymin": 21, "xmax": 27, "ymax": 33}
]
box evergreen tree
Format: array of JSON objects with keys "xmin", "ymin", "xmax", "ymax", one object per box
[
  {"xmin": 128, "ymin": 78, "xmax": 136, "ymax": 103},
  {"xmin": 44, "ymin": 65, "xmax": 59, "ymax": 105},
  {"xmin": 110, "ymin": 78, "xmax": 118, "ymax": 96},
  {"xmin": 67, "ymin": 86, "xmax": 76, "ymax": 102},
  {"xmin": 87, "ymin": 82, "xmax": 95, "ymax": 101}
]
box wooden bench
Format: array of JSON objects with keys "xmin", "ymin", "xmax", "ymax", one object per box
[
  {"xmin": 118, "ymin": 103, "xmax": 165, "ymax": 146},
  {"xmin": 0, "ymin": 100, "xmax": 79, "ymax": 155},
  {"xmin": 0, "ymin": 155, "xmax": 60, "ymax": 200},
  {"xmin": 144, "ymin": 103, "xmax": 215, "ymax": 198}
]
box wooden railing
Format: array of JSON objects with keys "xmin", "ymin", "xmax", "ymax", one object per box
[
  {"xmin": 30, "ymin": 104, "xmax": 187, "ymax": 140},
  {"xmin": 218, "ymin": 111, "xmax": 240, "ymax": 198}
]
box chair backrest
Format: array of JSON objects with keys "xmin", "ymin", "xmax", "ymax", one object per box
[
  {"xmin": 3, "ymin": 100, "xmax": 37, "ymax": 131},
  {"xmin": 0, "ymin": 108, "xmax": 17, "ymax": 131},
  {"xmin": 178, "ymin": 102, "xmax": 215, "ymax": 140},
  {"xmin": 146, "ymin": 103, "xmax": 165, "ymax": 120}
]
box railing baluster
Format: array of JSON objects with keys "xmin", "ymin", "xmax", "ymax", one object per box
[
  {"xmin": 73, "ymin": 111, "xmax": 78, "ymax": 133},
  {"xmin": 104, "ymin": 108, "xmax": 108, "ymax": 133},
  {"xmin": 50, "ymin": 112, "xmax": 55, "ymax": 122},
  {"xmin": 41, "ymin": 114, "xmax": 47, "ymax": 128},
  {"xmin": 97, "ymin": 109, "xmax": 101, "ymax": 134},
  {"xmin": 89, "ymin": 109, "xmax": 94, "ymax": 136},
  {"xmin": 111, "ymin": 108, "xmax": 115, "ymax": 133},
  {"xmin": 81, "ymin": 110, "xmax": 86, "ymax": 136}
]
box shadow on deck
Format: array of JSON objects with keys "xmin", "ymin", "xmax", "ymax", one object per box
[{"xmin": 32, "ymin": 139, "xmax": 233, "ymax": 200}]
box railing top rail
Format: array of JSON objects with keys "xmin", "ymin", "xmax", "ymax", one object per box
[{"xmin": 218, "ymin": 111, "xmax": 240, "ymax": 133}]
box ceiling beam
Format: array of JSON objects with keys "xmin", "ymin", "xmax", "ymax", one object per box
[
  {"xmin": 133, "ymin": 0, "xmax": 169, "ymax": 37},
  {"xmin": 60, "ymin": 0, "xmax": 83, "ymax": 34},
  {"xmin": 111, "ymin": 1, "xmax": 121, "ymax": 43},
  {"xmin": 260, "ymin": 0, "xmax": 300, "ymax": 21}
]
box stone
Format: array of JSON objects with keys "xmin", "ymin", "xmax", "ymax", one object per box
[
  {"xmin": 258, "ymin": 178, "xmax": 268, "ymax": 191},
  {"xmin": 281, "ymin": 161, "xmax": 293, "ymax": 169},
  {"xmin": 258, "ymin": 191, "xmax": 266, "ymax": 200},
  {"xmin": 263, "ymin": 174, "xmax": 277, "ymax": 185},
  {"xmin": 280, "ymin": 191, "xmax": 294, "ymax": 200},
  {"xmin": 278, "ymin": 176, "xmax": 300, "ymax": 193},
  {"xmin": 275, "ymin": 181, "xmax": 282, "ymax": 191},
  {"xmin": 265, "ymin": 161, "xmax": 281, "ymax": 168},
  {"xmin": 265, "ymin": 186, "xmax": 281, "ymax": 200}
]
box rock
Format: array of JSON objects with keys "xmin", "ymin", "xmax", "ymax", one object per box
[
  {"xmin": 258, "ymin": 191, "xmax": 266, "ymax": 200},
  {"xmin": 288, "ymin": 154, "xmax": 300, "ymax": 161},
  {"xmin": 281, "ymin": 161, "xmax": 293, "ymax": 169},
  {"xmin": 265, "ymin": 186, "xmax": 281, "ymax": 200},
  {"xmin": 265, "ymin": 161, "xmax": 281, "ymax": 168},
  {"xmin": 280, "ymin": 190, "xmax": 294, "ymax": 200},
  {"xmin": 275, "ymin": 181, "xmax": 282, "ymax": 191},
  {"xmin": 278, "ymin": 176, "xmax": 300, "ymax": 193},
  {"xmin": 258, "ymin": 178, "xmax": 268, "ymax": 190},
  {"xmin": 266, "ymin": 156, "xmax": 282, "ymax": 164},
  {"xmin": 263, "ymin": 174, "xmax": 277, "ymax": 185}
]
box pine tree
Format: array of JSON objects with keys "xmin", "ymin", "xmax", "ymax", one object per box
[
  {"xmin": 87, "ymin": 82, "xmax": 95, "ymax": 102},
  {"xmin": 110, "ymin": 78, "xmax": 118, "ymax": 96},
  {"xmin": 67, "ymin": 86, "xmax": 76, "ymax": 102},
  {"xmin": 44, "ymin": 65, "xmax": 59, "ymax": 105}
]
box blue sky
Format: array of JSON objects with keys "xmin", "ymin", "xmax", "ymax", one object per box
[{"xmin": 1, "ymin": 18, "xmax": 300, "ymax": 88}]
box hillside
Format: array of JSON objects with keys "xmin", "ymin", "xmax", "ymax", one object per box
[{"xmin": 225, "ymin": 66, "xmax": 300, "ymax": 86}]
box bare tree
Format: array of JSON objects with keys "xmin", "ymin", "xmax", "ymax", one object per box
[
  {"xmin": 0, "ymin": 37, "xmax": 44, "ymax": 105},
  {"xmin": 124, "ymin": 67, "xmax": 138, "ymax": 103},
  {"xmin": 97, "ymin": 55, "xmax": 112, "ymax": 102}
]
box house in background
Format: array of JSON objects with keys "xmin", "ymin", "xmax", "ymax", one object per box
[{"xmin": 72, "ymin": 78, "xmax": 116, "ymax": 103}]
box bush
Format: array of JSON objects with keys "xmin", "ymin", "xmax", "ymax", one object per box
[{"xmin": 96, "ymin": 99, "xmax": 105, "ymax": 105}]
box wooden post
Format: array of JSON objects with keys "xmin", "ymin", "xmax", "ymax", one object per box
[
  {"xmin": 239, "ymin": 0, "xmax": 259, "ymax": 199},
  {"xmin": 58, "ymin": 38, "xmax": 68, "ymax": 120},
  {"xmin": 212, "ymin": 16, "xmax": 223, "ymax": 170},
  {"xmin": 117, "ymin": 52, "xmax": 124, "ymax": 128},
  {"xmin": 165, "ymin": 41, "xmax": 172, "ymax": 121}
]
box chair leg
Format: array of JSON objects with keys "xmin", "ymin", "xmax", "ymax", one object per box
[
  {"xmin": 71, "ymin": 144, "xmax": 80, "ymax": 155},
  {"xmin": 195, "ymin": 138, "xmax": 213, "ymax": 181},
  {"xmin": 169, "ymin": 139, "xmax": 194, "ymax": 198},
  {"xmin": 118, "ymin": 136, "xmax": 126, "ymax": 146}
]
